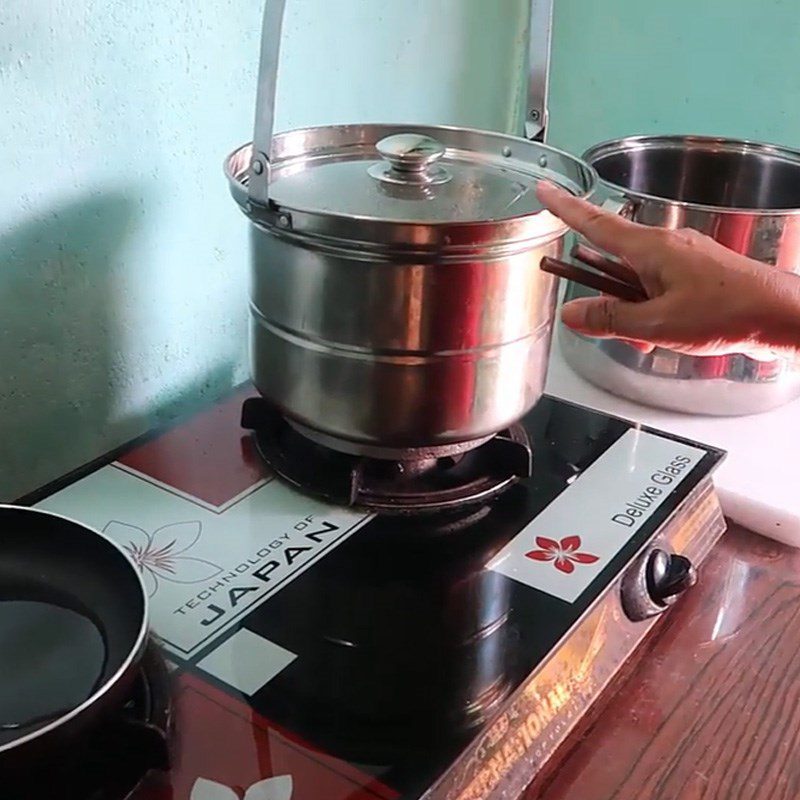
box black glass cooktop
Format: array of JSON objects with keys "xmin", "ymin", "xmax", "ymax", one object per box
[
  {"xmin": 187, "ymin": 396, "xmax": 724, "ymax": 799},
  {"xmin": 24, "ymin": 391, "xmax": 724, "ymax": 800}
]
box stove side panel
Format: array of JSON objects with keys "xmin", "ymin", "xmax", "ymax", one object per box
[{"xmin": 427, "ymin": 479, "xmax": 725, "ymax": 800}]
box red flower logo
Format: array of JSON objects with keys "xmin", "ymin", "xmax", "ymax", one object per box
[{"xmin": 525, "ymin": 536, "xmax": 599, "ymax": 574}]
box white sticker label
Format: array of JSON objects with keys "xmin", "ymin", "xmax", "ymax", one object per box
[
  {"xmin": 488, "ymin": 429, "xmax": 705, "ymax": 602},
  {"xmin": 37, "ymin": 466, "xmax": 371, "ymax": 658}
]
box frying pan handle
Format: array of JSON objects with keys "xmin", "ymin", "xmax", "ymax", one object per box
[{"xmin": 249, "ymin": 0, "xmax": 288, "ymax": 206}]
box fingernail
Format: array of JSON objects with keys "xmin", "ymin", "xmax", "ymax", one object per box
[
  {"xmin": 560, "ymin": 299, "xmax": 589, "ymax": 330},
  {"xmin": 536, "ymin": 181, "xmax": 566, "ymax": 199}
]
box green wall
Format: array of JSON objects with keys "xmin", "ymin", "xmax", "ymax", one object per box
[
  {"xmin": 0, "ymin": 0, "xmax": 527, "ymax": 499},
  {"xmin": 548, "ymin": 0, "xmax": 800, "ymax": 154},
  {"xmin": 3, "ymin": 0, "xmax": 799, "ymax": 499}
]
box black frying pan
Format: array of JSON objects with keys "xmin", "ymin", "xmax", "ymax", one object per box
[{"xmin": 0, "ymin": 505, "xmax": 148, "ymax": 773}]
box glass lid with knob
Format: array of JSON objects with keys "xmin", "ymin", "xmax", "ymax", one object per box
[{"xmin": 247, "ymin": 124, "xmax": 595, "ymax": 226}]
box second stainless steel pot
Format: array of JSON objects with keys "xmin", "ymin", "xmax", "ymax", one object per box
[
  {"xmin": 225, "ymin": 0, "xmax": 595, "ymax": 456},
  {"xmin": 561, "ymin": 135, "xmax": 800, "ymax": 416}
]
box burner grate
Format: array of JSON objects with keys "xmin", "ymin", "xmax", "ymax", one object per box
[{"xmin": 242, "ymin": 398, "xmax": 533, "ymax": 514}]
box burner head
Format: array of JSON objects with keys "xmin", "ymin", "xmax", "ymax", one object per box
[{"xmin": 242, "ymin": 398, "xmax": 533, "ymax": 514}]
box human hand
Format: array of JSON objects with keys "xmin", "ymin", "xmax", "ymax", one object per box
[{"xmin": 537, "ymin": 181, "xmax": 800, "ymax": 359}]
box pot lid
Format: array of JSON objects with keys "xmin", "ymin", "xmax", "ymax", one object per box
[{"xmin": 255, "ymin": 125, "xmax": 593, "ymax": 226}]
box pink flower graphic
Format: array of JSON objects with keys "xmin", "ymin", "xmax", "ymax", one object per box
[
  {"xmin": 525, "ymin": 535, "xmax": 599, "ymax": 574},
  {"xmin": 104, "ymin": 520, "xmax": 222, "ymax": 597},
  {"xmin": 190, "ymin": 775, "xmax": 292, "ymax": 800}
]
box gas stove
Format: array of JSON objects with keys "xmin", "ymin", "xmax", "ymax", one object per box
[{"xmin": 27, "ymin": 387, "xmax": 724, "ymax": 800}]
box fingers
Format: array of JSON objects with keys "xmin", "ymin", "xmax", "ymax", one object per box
[
  {"xmin": 537, "ymin": 182, "xmax": 654, "ymax": 262},
  {"xmin": 620, "ymin": 339, "xmax": 656, "ymax": 354},
  {"xmin": 540, "ymin": 256, "xmax": 646, "ymax": 302},
  {"xmin": 571, "ymin": 243, "xmax": 646, "ymax": 294},
  {"xmin": 561, "ymin": 296, "xmax": 664, "ymax": 342}
]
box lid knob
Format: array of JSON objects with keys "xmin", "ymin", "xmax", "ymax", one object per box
[
  {"xmin": 369, "ymin": 133, "xmax": 451, "ymax": 186},
  {"xmin": 377, "ymin": 134, "xmax": 445, "ymax": 172}
]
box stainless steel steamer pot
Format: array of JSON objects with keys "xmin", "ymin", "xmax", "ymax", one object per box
[
  {"xmin": 560, "ymin": 135, "xmax": 800, "ymax": 416},
  {"xmin": 225, "ymin": 0, "xmax": 596, "ymax": 456}
]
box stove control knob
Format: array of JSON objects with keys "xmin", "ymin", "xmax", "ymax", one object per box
[
  {"xmin": 646, "ymin": 549, "xmax": 696, "ymax": 606},
  {"xmin": 621, "ymin": 547, "xmax": 696, "ymax": 622}
]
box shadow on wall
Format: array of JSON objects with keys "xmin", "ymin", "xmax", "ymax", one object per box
[{"xmin": 0, "ymin": 192, "xmax": 235, "ymax": 500}]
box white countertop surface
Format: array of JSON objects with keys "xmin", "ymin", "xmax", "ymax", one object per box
[{"xmin": 546, "ymin": 336, "xmax": 800, "ymax": 546}]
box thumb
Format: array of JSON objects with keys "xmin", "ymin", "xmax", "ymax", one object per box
[{"xmin": 561, "ymin": 296, "xmax": 655, "ymax": 340}]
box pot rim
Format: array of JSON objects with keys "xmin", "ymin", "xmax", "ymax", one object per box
[
  {"xmin": 583, "ymin": 133, "xmax": 800, "ymax": 216},
  {"xmin": 225, "ymin": 122, "xmax": 598, "ymax": 245}
]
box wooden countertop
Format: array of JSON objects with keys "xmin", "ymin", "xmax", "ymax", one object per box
[{"xmin": 527, "ymin": 524, "xmax": 800, "ymax": 800}]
